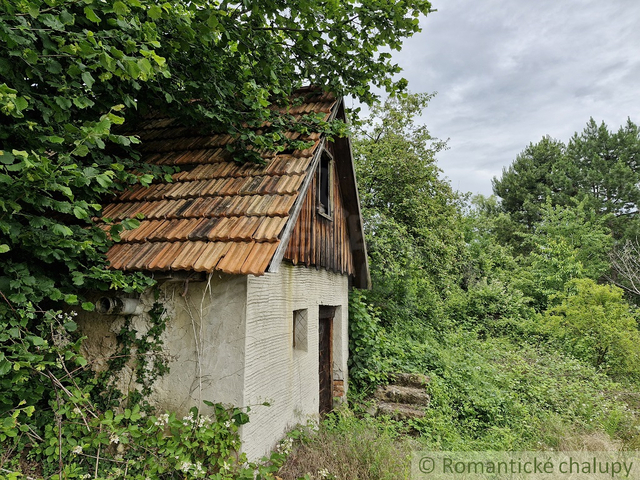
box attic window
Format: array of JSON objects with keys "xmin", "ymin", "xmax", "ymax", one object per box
[{"xmin": 317, "ymin": 151, "xmax": 333, "ymax": 220}]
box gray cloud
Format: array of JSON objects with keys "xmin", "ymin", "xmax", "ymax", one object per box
[{"xmin": 392, "ymin": 0, "xmax": 640, "ymax": 195}]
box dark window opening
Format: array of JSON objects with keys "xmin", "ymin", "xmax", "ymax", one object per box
[{"xmin": 318, "ymin": 152, "xmax": 333, "ymax": 219}]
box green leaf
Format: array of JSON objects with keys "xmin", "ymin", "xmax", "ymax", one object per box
[
  {"xmin": 0, "ymin": 151, "xmax": 15, "ymax": 164},
  {"xmin": 0, "ymin": 244, "xmax": 9, "ymax": 254},
  {"xmin": 55, "ymin": 96, "xmax": 72, "ymax": 110},
  {"xmin": 63, "ymin": 321, "xmax": 78, "ymax": 332},
  {"xmin": 73, "ymin": 206, "xmax": 88, "ymax": 219},
  {"xmin": 73, "ymin": 96, "xmax": 95, "ymax": 109},
  {"xmin": 124, "ymin": 58, "xmax": 141, "ymax": 79},
  {"xmin": 51, "ymin": 224, "xmax": 73, "ymax": 237},
  {"xmin": 84, "ymin": 6, "xmax": 101, "ymax": 23},
  {"xmin": 28, "ymin": 4, "xmax": 40, "ymax": 18},
  {"xmin": 113, "ymin": 1, "xmax": 129, "ymax": 15},
  {"xmin": 82, "ymin": 302, "xmax": 95, "ymax": 311},
  {"xmin": 73, "ymin": 144, "xmax": 90, "ymax": 157},
  {"xmin": 0, "ymin": 359, "xmax": 11, "ymax": 376},
  {"xmin": 107, "ymin": 113, "xmax": 125, "ymax": 125},
  {"xmin": 28, "ymin": 335, "xmax": 45, "ymax": 346},
  {"xmin": 148, "ymin": 5, "xmax": 162, "ymax": 19},
  {"xmin": 14, "ymin": 97, "xmax": 28, "ymax": 112},
  {"xmin": 95, "ymin": 173, "xmax": 113, "ymax": 188},
  {"xmin": 82, "ymin": 71, "xmax": 95, "ymax": 89}
]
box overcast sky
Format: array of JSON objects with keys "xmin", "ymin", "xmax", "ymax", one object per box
[{"xmin": 381, "ymin": 0, "xmax": 640, "ymax": 196}]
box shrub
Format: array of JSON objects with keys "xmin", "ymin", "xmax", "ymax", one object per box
[
  {"xmin": 542, "ymin": 279, "xmax": 640, "ymax": 376},
  {"xmin": 348, "ymin": 291, "xmax": 391, "ymax": 392},
  {"xmin": 2, "ymin": 400, "xmax": 284, "ymax": 479}
]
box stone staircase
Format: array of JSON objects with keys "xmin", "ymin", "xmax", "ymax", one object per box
[{"xmin": 369, "ymin": 373, "xmax": 430, "ymax": 421}]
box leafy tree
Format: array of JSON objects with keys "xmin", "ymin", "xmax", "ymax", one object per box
[
  {"xmin": 514, "ymin": 200, "xmax": 613, "ymax": 310},
  {"xmin": 542, "ymin": 279, "xmax": 640, "ymax": 376},
  {"xmin": 564, "ymin": 118, "xmax": 640, "ymax": 239},
  {"xmin": 352, "ymin": 93, "xmax": 466, "ymax": 326},
  {"xmin": 493, "ymin": 118, "xmax": 640, "ymax": 241},
  {"xmin": 1, "ymin": 0, "xmax": 434, "ymax": 313},
  {"xmin": 0, "ymin": 0, "xmax": 435, "ymax": 469},
  {"xmin": 492, "ymin": 136, "xmax": 567, "ymax": 229},
  {"xmin": 460, "ymin": 194, "xmax": 520, "ymax": 287}
]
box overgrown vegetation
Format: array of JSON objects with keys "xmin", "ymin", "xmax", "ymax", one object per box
[
  {"xmin": 4, "ymin": 1, "xmax": 640, "ymax": 477},
  {"xmin": 279, "ymin": 97, "xmax": 640, "ymax": 478},
  {"xmin": 0, "ymin": 0, "xmax": 435, "ymax": 477}
]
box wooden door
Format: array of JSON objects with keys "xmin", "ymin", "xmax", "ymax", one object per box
[{"xmin": 318, "ymin": 306, "xmax": 335, "ymax": 415}]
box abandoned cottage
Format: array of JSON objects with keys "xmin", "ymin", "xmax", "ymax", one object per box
[{"xmin": 78, "ymin": 88, "xmax": 370, "ymax": 459}]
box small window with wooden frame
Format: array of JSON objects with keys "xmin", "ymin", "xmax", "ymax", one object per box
[
  {"xmin": 293, "ymin": 308, "xmax": 308, "ymax": 352},
  {"xmin": 317, "ymin": 150, "xmax": 334, "ymax": 220}
]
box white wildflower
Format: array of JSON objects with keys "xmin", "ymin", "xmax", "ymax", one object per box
[
  {"xmin": 277, "ymin": 437, "xmax": 294, "ymax": 455},
  {"xmin": 109, "ymin": 433, "xmax": 120, "ymax": 444},
  {"xmin": 222, "ymin": 461, "xmax": 231, "ymax": 471},
  {"xmin": 72, "ymin": 445, "xmax": 83, "ymax": 455},
  {"xmin": 198, "ymin": 415, "xmax": 211, "ymax": 428},
  {"xmin": 154, "ymin": 413, "xmax": 169, "ymax": 426},
  {"xmin": 179, "ymin": 461, "xmax": 192, "ymax": 472},
  {"xmin": 72, "ymin": 407, "xmax": 82, "ymax": 415},
  {"xmin": 318, "ymin": 468, "xmax": 331, "ymax": 479},
  {"xmin": 182, "ymin": 412, "xmax": 194, "ymax": 426},
  {"xmin": 224, "ymin": 420, "xmax": 231, "ymax": 428}
]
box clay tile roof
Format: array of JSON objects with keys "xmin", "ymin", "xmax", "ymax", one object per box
[{"xmin": 101, "ymin": 88, "xmax": 338, "ymax": 276}]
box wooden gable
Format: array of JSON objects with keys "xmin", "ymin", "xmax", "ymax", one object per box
[{"xmin": 282, "ymin": 141, "xmax": 355, "ymax": 277}]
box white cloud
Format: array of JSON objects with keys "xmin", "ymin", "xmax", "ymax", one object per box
[{"xmin": 391, "ymin": 0, "xmax": 640, "ymax": 195}]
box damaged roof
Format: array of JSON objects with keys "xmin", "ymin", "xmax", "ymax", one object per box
[{"xmin": 100, "ymin": 88, "xmax": 368, "ymax": 283}]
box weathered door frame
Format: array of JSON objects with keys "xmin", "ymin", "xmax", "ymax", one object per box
[{"xmin": 318, "ymin": 305, "xmax": 335, "ymax": 415}]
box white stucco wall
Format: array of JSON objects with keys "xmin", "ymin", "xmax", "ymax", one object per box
[
  {"xmin": 78, "ymin": 273, "xmax": 247, "ymax": 414},
  {"xmin": 79, "ymin": 265, "xmax": 349, "ymax": 462},
  {"xmin": 150, "ymin": 274, "xmax": 247, "ymax": 412},
  {"xmin": 241, "ymin": 263, "xmax": 349, "ymax": 460}
]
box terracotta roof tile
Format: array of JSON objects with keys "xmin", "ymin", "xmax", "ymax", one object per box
[
  {"xmin": 101, "ymin": 88, "xmax": 337, "ymax": 275},
  {"xmin": 216, "ymin": 241, "xmax": 255, "ymax": 274},
  {"xmin": 240, "ymin": 242, "xmax": 280, "ymax": 275},
  {"xmin": 170, "ymin": 241, "xmax": 209, "ymax": 270},
  {"xmin": 148, "ymin": 242, "xmax": 184, "ymax": 270},
  {"xmin": 253, "ymin": 217, "xmax": 287, "ymax": 241},
  {"xmin": 192, "ymin": 241, "xmax": 232, "ymax": 272}
]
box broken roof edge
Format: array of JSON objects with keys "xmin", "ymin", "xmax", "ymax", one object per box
[{"xmin": 332, "ymin": 99, "xmax": 371, "ymax": 290}]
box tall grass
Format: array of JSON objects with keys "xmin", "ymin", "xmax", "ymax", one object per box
[{"xmin": 277, "ymin": 409, "xmax": 417, "ymax": 480}]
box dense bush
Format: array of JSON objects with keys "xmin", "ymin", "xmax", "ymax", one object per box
[{"xmin": 542, "ymin": 279, "xmax": 640, "ymax": 376}]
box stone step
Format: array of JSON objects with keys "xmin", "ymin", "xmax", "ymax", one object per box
[
  {"xmin": 389, "ymin": 372, "xmax": 430, "ymax": 388},
  {"xmin": 374, "ymin": 384, "xmax": 430, "ymax": 406},
  {"xmin": 376, "ymin": 401, "xmax": 428, "ymax": 421}
]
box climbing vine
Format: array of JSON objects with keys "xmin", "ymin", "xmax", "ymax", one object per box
[{"xmin": 106, "ymin": 301, "xmax": 170, "ymax": 400}]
